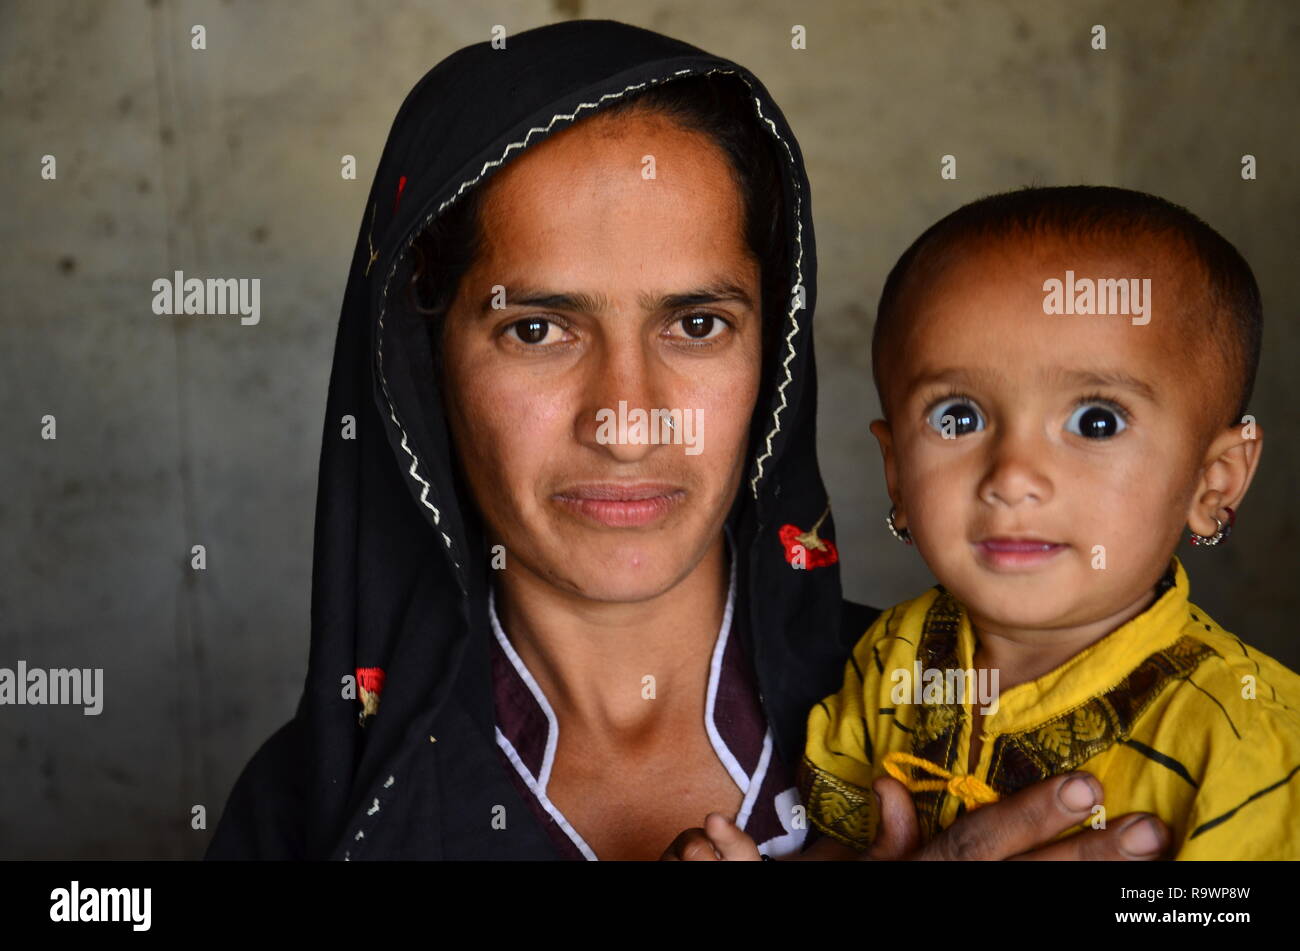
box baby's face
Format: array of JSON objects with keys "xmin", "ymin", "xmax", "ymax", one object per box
[{"xmin": 876, "ymin": 237, "xmax": 1215, "ymax": 634}]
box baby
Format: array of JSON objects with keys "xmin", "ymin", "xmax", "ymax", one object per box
[{"xmin": 680, "ymin": 185, "xmax": 1300, "ymax": 860}]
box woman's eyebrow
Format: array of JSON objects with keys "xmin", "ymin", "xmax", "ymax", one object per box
[
  {"xmin": 477, "ymin": 279, "xmax": 754, "ymax": 315},
  {"xmin": 643, "ymin": 280, "xmax": 755, "ymax": 311},
  {"xmin": 477, "ymin": 287, "xmax": 609, "ymax": 315}
]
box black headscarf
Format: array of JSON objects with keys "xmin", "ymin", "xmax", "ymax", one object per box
[{"xmin": 207, "ymin": 18, "xmax": 873, "ymax": 860}]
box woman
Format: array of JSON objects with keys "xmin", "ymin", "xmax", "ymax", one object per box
[{"xmin": 207, "ymin": 19, "xmax": 1169, "ymax": 861}]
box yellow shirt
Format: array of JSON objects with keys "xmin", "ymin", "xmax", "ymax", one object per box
[{"xmin": 800, "ymin": 556, "xmax": 1300, "ymax": 859}]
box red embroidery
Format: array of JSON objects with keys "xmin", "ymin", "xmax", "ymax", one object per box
[
  {"xmin": 356, "ymin": 666, "xmax": 386, "ymax": 724},
  {"xmin": 394, "ymin": 175, "xmax": 408, "ymax": 213},
  {"xmin": 779, "ymin": 505, "xmax": 838, "ymax": 570}
]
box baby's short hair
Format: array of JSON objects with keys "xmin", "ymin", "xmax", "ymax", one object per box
[{"xmin": 873, "ymin": 185, "xmax": 1262, "ymax": 428}]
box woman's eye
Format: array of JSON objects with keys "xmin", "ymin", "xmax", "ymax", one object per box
[
  {"xmin": 671, "ymin": 313, "xmax": 726, "ymax": 341},
  {"xmin": 506, "ymin": 317, "xmax": 564, "ymax": 345},
  {"xmin": 926, "ymin": 400, "xmax": 985, "ymax": 437},
  {"xmin": 1066, "ymin": 402, "xmax": 1127, "ymax": 439}
]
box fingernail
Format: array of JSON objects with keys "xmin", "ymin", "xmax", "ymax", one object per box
[
  {"xmin": 1120, "ymin": 817, "xmax": 1164, "ymax": 856},
  {"xmin": 1058, "ymin": 774, "xmax": 1098, "ymax": 811}
]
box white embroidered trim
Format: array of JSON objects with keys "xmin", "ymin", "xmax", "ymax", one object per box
[
  {"xmin": 704, "ymin": 532, "xmax": 779, "ymax": 840},
  {"xmin": 371, "ymin": 63, "xmax": 806, "ymax": 580},
  {"xmin": 488, "ymin": 586, "xmax": 599, "ymax": 859},
  {"xmin": 735, "ymin": 729, "xmax": 772, "ymax": 829},
  {"xmin": 495, "ymin": 726, "xmax": 599, "ymax": 862},
  {"xmin": 487, "ymin": 586, "xmax": 561, "ymax": 793},
  {"xmin": 703, "ymin": 536, "xmax": 778, "ymax": 837},
  {"xmin": 703, "ymin": 545, "xmax": 749, "ymax": 790}
]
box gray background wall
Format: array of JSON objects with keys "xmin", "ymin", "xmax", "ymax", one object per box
[{"xmin": 1, "ymin": 0, "xmax": 1295, "ymax": 858}]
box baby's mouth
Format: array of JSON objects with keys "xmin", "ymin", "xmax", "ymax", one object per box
[{"xmin": 972, "ymin": 536, "xmax": 1068, "ymax": 570}]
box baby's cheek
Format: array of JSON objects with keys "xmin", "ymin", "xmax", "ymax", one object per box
[
  {"xmin": 1063, "ymin": 467, "xmax": 1182, "ymax": 572},
  {"xmin": 906, "ymin": 437, "xmax": 976, "ymax": 499},
  {"xmin": 904, "ymin": 467, "xmax": 973, "ymax": 551}
]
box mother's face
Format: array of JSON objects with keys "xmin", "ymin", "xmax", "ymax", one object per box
[{"xmin": 440, "ymin": 109, "xmax": 763, "ymax": 602}]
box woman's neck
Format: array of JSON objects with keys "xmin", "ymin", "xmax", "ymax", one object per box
[{"xmin": 492, "ymin": 535, "xmax": 731, "ymax": 739}]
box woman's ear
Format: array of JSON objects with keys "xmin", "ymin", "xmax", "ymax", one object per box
[
  {"xmin": 1185, "ymin": 418, "xmax": 1264, "ymax": 538},
  {"xmin": 869, "ymin": 418, "xmax": 904, "ymax": 520}
]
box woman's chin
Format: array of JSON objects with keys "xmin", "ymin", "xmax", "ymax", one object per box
[
  {"xmin": 564, "ymin": 556, "xmax": 690, "ymax": 604},
  {"xmin": 520, "ymin": 536, "xmax": 706, "ymax": 604}
]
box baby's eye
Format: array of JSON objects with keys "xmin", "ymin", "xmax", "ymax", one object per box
[
  {"xmin": 1066, "ymin": 402, "xmax": 1127, "ymax": 439},
  {"xmin": 667, "ymin": 313, "xmax": 727, "ymax": 341},
  {"xmin": 926, "ymin": 399, "xmax": 985, "ymax": 437},
  {"xmin": 506, "ymin": 317, "xmax": 566, "ymax": 346}
]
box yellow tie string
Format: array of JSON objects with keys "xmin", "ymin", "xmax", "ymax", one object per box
[{"xmin": 883, "ymin": 752, "xmax": 1000, "ymax": 811}]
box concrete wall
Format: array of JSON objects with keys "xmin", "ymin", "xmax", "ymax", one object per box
[{"xmin": 1, "ymin": 0, "xmax": 1295, "ymax": 858}]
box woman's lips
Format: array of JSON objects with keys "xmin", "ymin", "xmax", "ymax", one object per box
[
  {"xmin": 973, "ymin": 537, "xmax": 1068, "ymax": 570},
  {"xmin": 552, "ymin": 483, "xmax": 686, "ymax": 528}
]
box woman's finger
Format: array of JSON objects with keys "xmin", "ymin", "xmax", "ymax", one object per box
[
  {"xmin": 1008, "ymin": 813, "xmax": 1169, "ymax": 861},
  {"xmin": 913, "ymin": 772, "xmax": 1107, "ymax": 860}
]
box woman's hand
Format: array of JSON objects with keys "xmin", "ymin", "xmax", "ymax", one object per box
[
  {"xmin": 868, "ymin": 771, "xmax": 1170, "ymax": 860},
  {"xmin": 659, "ymin": 772, "xmax": 1171, "ymax": 861}
]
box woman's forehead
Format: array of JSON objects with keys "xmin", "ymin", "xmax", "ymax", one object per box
[
  {"xmin": 481, "ymin": 111, "xmax": 741, "ymax": 218},
  {"xmin": 468, "ymin": 117, "xmax": 753, "ymax": 284}
]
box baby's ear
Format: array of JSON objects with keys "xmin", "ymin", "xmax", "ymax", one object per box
[
  {"xmin": 869, "ymin": 419, "xmax": 901, "ymax": 506},
  {"xmin": 1185, "ymin": 418, "xmax": 1264, "ymax": 538}
]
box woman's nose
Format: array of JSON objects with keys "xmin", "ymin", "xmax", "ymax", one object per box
[{"xmin": 575, "ymin": 338, "xmax": 668, "ymax": 461}]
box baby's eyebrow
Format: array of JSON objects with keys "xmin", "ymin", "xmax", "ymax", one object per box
[
  {"xmin": 909, "ymin": 367, "xmax": 995, "ymax": 390},
  {"xmin": 1053, "ymin": 368, "xmax": 1159, "ymax": 403},
  {"xmin": 907, "ymin": 366, "xmax": 1158, "ymax": 403}
]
